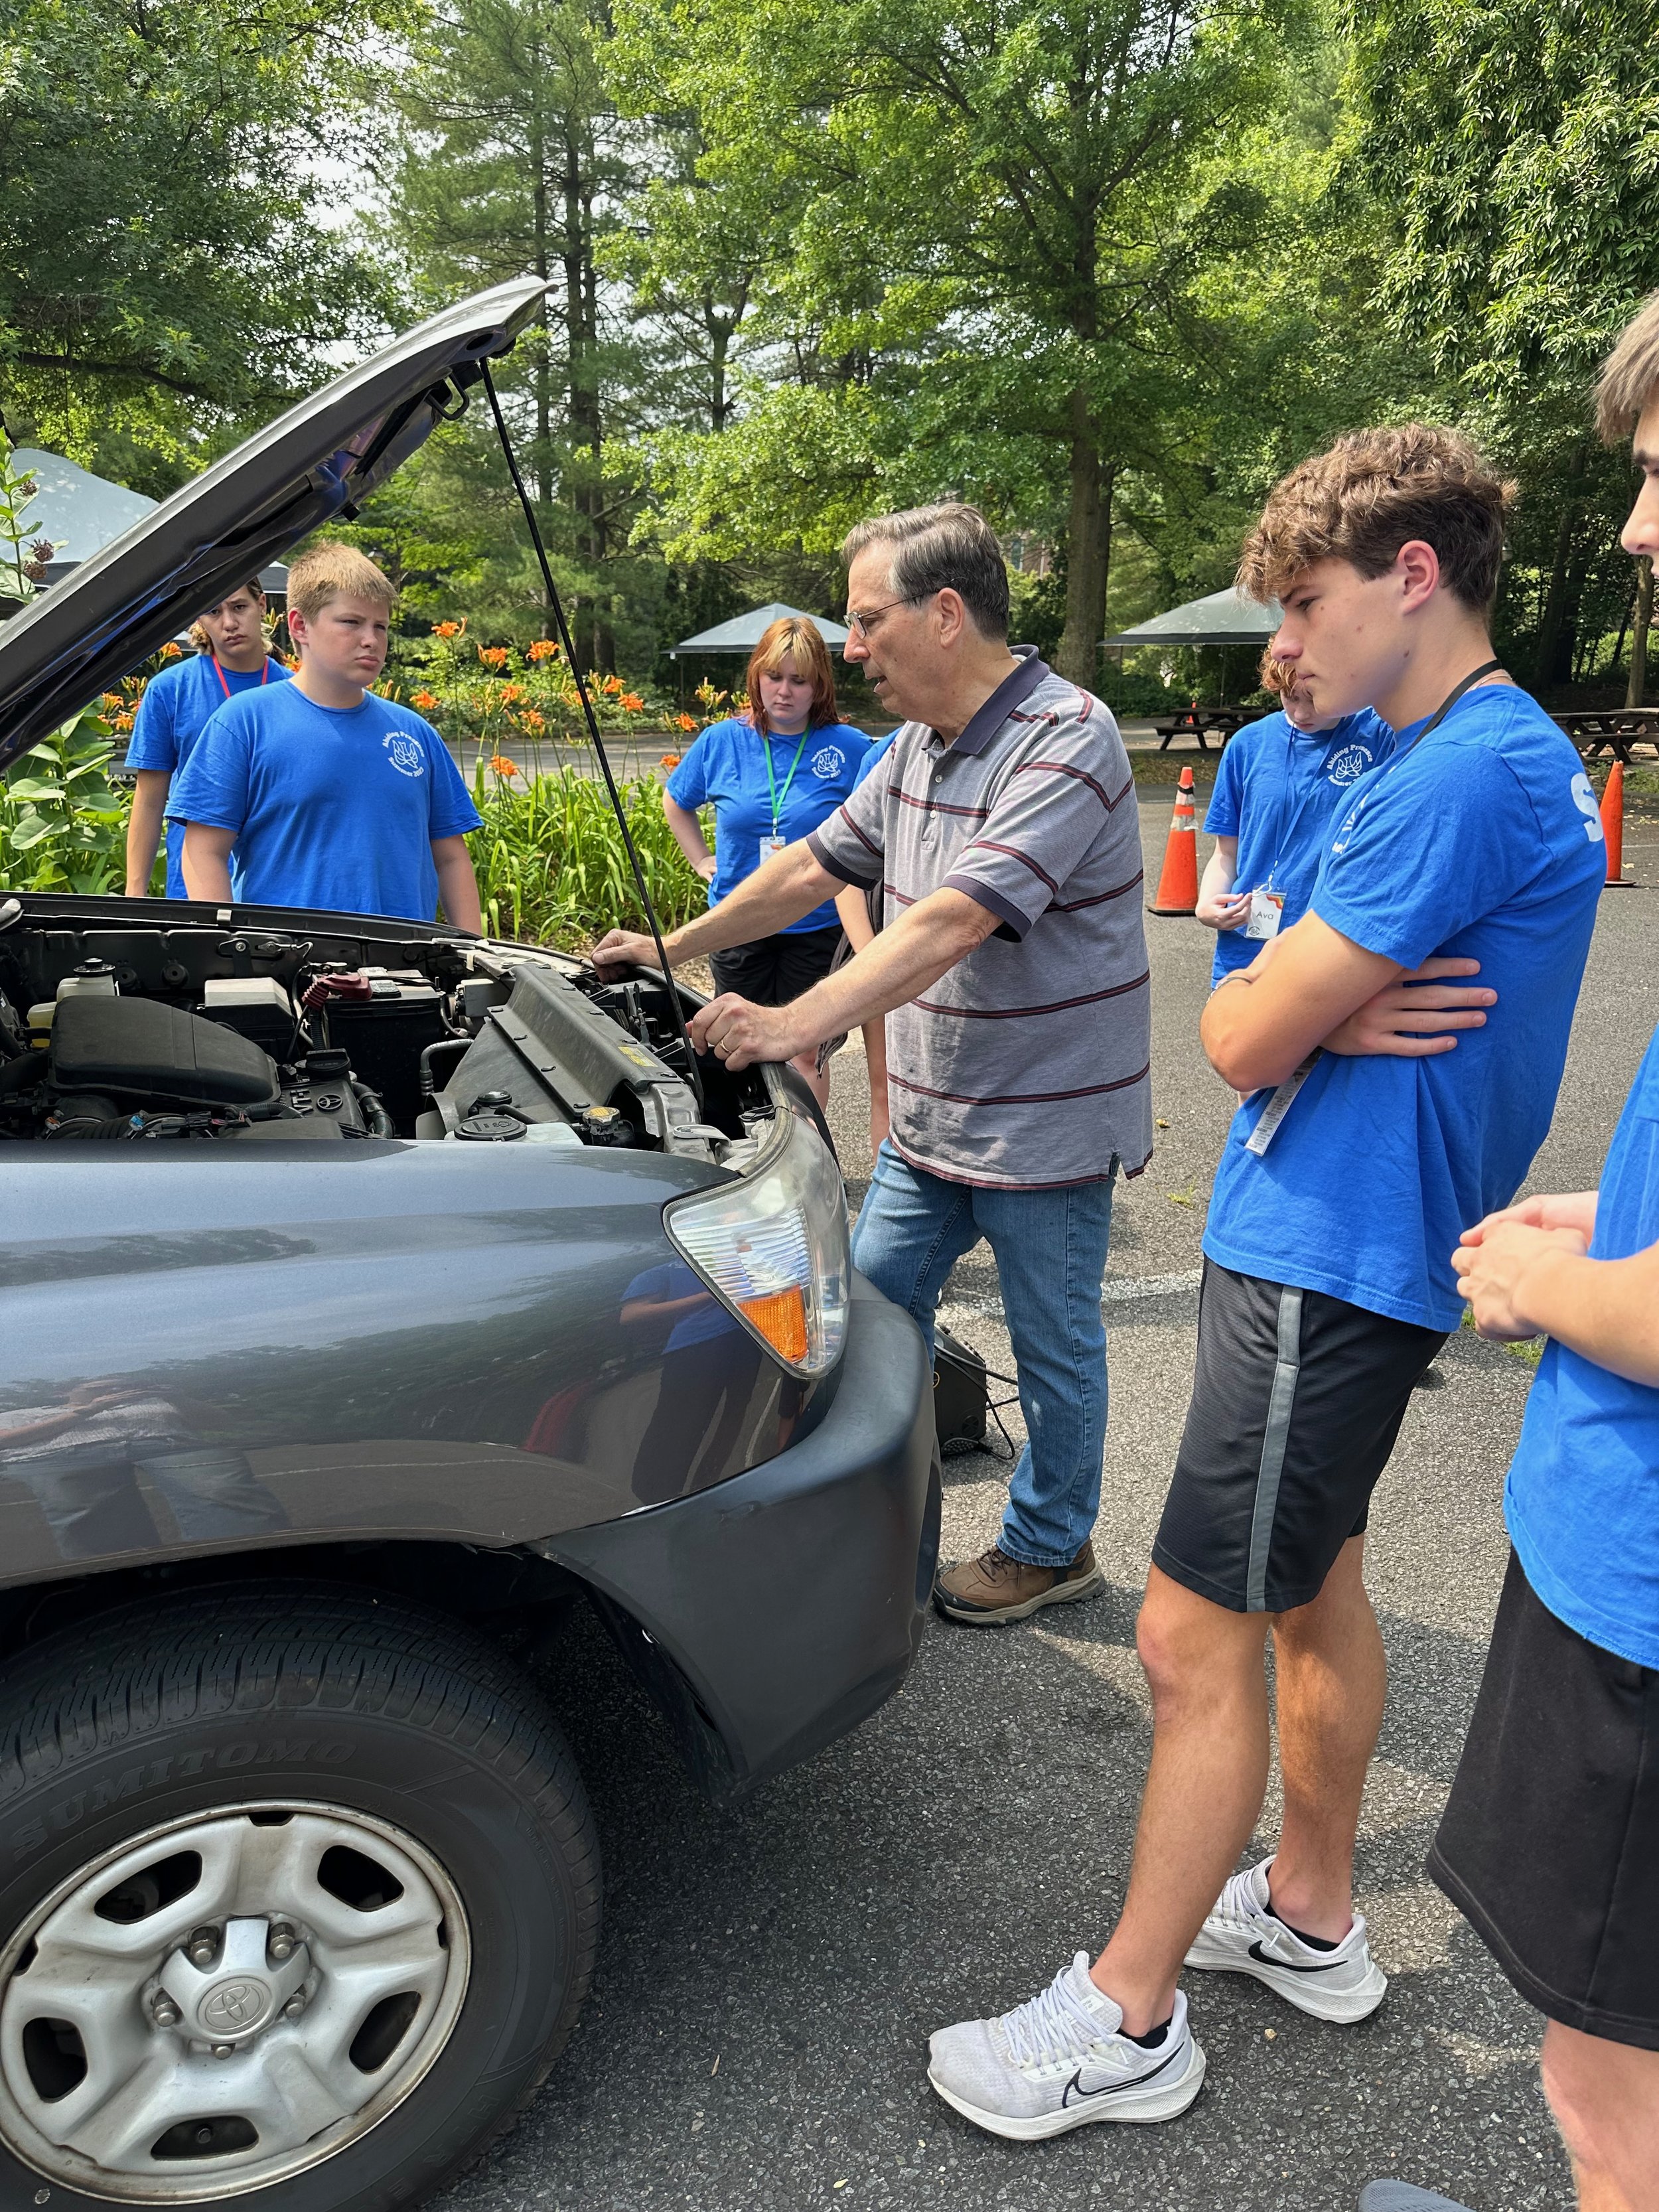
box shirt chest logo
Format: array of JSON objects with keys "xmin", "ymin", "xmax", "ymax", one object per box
[
  {"xmin": 1323, "ymin": 743, "xmax": 1374, "ymax": 787},
  {"xmin": 384, "ymin": 732, "xmax": 426, "ymax": 778},
  {"xmin": 810, "ymin": 746, "xmax": 846, "ymax": 780}
]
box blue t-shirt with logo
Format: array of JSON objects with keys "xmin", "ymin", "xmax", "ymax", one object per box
[
  {"xmin": 1203, "ymin": 684, "xmax": 1606, "ymax": 1331},
  {"xmin": 667, "ymin": 716, "xmax": 870, "ymax": 932},
  {"xmin": 1504, "ymin": 1027, "xmax": 1659, "ymax": 1668},
  {"xmin": 1203, "ymin": 710, "xmax": 1392, "ymax": 982},
  {"xmin": 168, "ymin": 682, "xmax": 482, "ymax": 921},
  {"xmin": 125, "ymin": 653, "xmax": 293, "ymax": 896}
]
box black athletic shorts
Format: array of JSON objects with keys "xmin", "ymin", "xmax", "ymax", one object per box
[
  {"xmin": 1153, "ymin": 1259, "xmax": 1445, "ymax": 1613},
  {"xmin": 709, "ymin": 925, "xmax": 843, "ymax": 1008},
  {"xmin": 1430, "ymin": 1551, "xmax": 1659, "ymax": 2051}
]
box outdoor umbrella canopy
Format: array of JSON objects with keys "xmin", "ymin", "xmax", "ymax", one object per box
[
  {"xmin": 11, "ymin": 449, "xmax": 156, "ymax": 564},
  {"xmin": 1103, "ymin": 586, "xmax": 1281, "ymax": 648},
  {"xmin": 670, "ymin": 601, "xmax": 849, "ymax": 656},
  {"xmin": 11, "ymin": 451, "xmax": 289, "ymax": 599}
]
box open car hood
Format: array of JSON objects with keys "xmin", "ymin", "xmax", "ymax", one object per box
[{"xmin": 0, "ymin": 275, "xmax": 547, "ymax": 771}]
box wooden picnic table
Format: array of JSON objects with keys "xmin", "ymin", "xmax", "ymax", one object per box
[
  {"xmin": 1551, "ymin": 706, "xmax": 1659, "ymax": 765},
  {"xmin": 1151, "ymin": 704, "xmax": 1255, "ymax": 753}
]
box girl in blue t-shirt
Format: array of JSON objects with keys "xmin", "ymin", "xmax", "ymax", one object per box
[
  {"xmin": 664, "ymin": 616, "xmax": 869, "ymax": 1105},
  {"xmin": 1196, "ymin": 656, "xmax": 1392, "ymax": 986}
]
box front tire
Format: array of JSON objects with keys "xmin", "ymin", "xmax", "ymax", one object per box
[{"xmin": 0, "ymin": 1587, "xmax": 600, "ymax": 2209}]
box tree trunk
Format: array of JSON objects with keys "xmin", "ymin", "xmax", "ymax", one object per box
[
  {"xmin": 531, "ymin": 103, "xmax": 553, "ymax": 510},
  {"xmin": 1532, "ymin": 505, "xmax": 1578, "ymax": 693},
  {"xmin": 562, "ymin": 128, "xmax": 606, "ymax": 669},
  {"xmin": 1628, "ymin": 557, "xmax": 1652, "ymax": 708},
  {"xmin": 1056, "ymin": 388, "xmax": 1113, "ymax": 688}
]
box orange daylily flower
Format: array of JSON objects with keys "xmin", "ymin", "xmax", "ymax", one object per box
[
  {"xmin": 478, "ymin": 645, "xmax": 510, "ymax": 669},
  {"xmin": 489, "ymin": 754, "xmax": 520, "ymax": 778},
  {"xmin": 674, "ymin": 712, "xmax": 697, "ymax": 731},
  {"xmin": 160, "ymin": 641, "xmax": 182, "ymax": 658},
  {"xmin": 621, "ymin": 692, "xmax": 644, "ymax": 712},
  {"xmin": 433, "ymin": 619, "xmax": 465, "ymax": 639},
  {"xmin": 520, "ymin": 709, "xmax": 545, "ymax": 732},
  {"xmin": 500, "ymin": 682, "xmax": 526, "ymax": 704},
  {"xmin": 659, "ymin": 753, "xmax": 682, "ymax": 769},
  {"xmin": 411, "ymin": 689, "xmax": 439, "ymax": 711},
  {"xmin": 527, "ymin": 638, "xmax": 559, "ymax": 662}
]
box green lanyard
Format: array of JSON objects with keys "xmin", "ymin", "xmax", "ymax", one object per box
[{"xmin": 762, "ymin": 723, "xmax": 812, "ymax": 834}]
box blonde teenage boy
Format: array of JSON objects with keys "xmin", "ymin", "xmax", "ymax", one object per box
[{"xmin": 171, "ymin": 544, "xmax": 482, "ymax": 928}]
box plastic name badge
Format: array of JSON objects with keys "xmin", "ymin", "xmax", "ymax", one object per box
[{"xmin": 1244, "ymin": 887, "xmax": 1285, "ymax": 941}]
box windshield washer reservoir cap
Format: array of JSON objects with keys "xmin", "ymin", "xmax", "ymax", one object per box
[{"xmin": 455, "ymin": 1112, "xmax": 526, "ymax": 1142}]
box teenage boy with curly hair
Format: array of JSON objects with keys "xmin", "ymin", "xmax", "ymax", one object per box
[{"xmin": 927, "ymin": 425, "xmax": 1607, "ymax": 2141}]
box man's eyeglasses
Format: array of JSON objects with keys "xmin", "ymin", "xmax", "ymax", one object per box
[{"xmin": 844, "ymin": 591, "xmax": 930, "ymax": 639}]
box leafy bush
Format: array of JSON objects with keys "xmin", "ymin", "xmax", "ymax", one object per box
[
  {"xmin": 468, "ymin": 763, "xmax": 710, "ymax": 946},
  {"xmin": 0, "ymin": 709, "xmax": 128, "ymax": 891}
]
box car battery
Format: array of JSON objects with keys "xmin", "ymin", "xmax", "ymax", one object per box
[
  {"xmin": 318, "ymin": 968, "xmax": 449, "ymax": 1134},
  {"xmin": 200, "ymin": 976, "xmax": 297, "ymax": 1058}
]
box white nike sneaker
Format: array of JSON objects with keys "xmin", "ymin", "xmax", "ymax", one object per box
[
  {"xmin": 927, "ymin": 1953, "xmax": 1206, "ymax": 2141},
  {"xmin": 1184, "ymin": 1858, "xmax": 1387, "ymax": 2023}
]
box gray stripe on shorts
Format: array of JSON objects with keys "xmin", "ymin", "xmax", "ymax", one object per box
[{"xmin": 1246, "ymin": 1286, "xmax": 1303, "ymax": 1611}]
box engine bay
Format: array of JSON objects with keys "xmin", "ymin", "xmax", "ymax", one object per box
[{"xmin": 0, "ymin": 904, "xmax": 768, "ymax": 1165}]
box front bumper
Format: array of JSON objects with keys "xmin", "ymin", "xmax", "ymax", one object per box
[{"xmin": 541, "ymin": 1274, "xmax": 940, "ymax": 1800}]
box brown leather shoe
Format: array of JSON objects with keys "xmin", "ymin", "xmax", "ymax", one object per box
[{"xmin": 933, "ymin": 1540, "xmax": 1104, "ymax": 1625}]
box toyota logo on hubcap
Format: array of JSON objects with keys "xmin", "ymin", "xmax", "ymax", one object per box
[{"xmin": 200, "ymin": 1978, "xmax": 269, "ymax": 2033}]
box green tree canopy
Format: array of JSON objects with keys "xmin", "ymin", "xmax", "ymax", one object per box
[{"xmin": 0, "ymin": 0, "xmax": 414, "ymax": 487}]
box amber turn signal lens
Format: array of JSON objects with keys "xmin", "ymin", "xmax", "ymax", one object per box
[{"xmin": 739, "ymin": 1286, "xmax": 808, "ymax": 1364}]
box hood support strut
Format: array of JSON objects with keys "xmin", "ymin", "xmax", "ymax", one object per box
[{"xmin": 480, "ymin": 358, "xmax": 703, "ymax": 1110}]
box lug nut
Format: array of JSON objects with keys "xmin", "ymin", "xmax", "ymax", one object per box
[
  {"xmin": 152, "ymin": 1998, "xmax": 180, "ymax": 2027},
  {"xmin": 268, "ymin": 1923, "xmax": 297, "ymax": 1962},
  {"xmin": 282, "ymin": 1994, "xmax": 307, "ymax": 2019},
  {"xmin": 211, "ymin": 2043, "xmax": 234, "ymax": 2060},
  {"xmin": 186, "ymin": 1927, "xmax": 218, "ymax": 1967}
]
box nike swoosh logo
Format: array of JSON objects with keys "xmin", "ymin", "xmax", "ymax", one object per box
[
  {"xmin": 1248, "ymin": 1939, "xmax": 1342, "ymax": 1974},
  {"xmin": 1061, "ymin": 2041, "xmax": 1182, "ymax": 2106}
]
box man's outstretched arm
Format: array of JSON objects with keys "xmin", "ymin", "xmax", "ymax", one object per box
[
  {"xmin": 591, "ymin": 842, "xmax": 844, "ymax": 975},
  {"xmin": 691, "ymin": 888, "xmax": 997, "ymax": 1069},
  {"xmin": 1199, "ymin": 911, "xmax": 1497, "ymax": 1092}
]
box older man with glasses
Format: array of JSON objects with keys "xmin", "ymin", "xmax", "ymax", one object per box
[{"xmin": 595, "ymin": 501, "xmax": 1151, "ymax": 1624}]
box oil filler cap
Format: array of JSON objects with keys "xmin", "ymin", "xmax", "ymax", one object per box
[{"xmin": 455, "ymin": 1112, "xmax": 525, "ymax": 1142}]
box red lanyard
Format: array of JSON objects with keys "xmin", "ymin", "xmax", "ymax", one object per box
[{"xmin": 211, "ymin": 654, "xmax": 271, "ymax": 700}]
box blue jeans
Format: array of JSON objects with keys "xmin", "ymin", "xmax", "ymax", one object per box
[{"xmin": 851, "ymin": 1143, "xmax": 1116, "ymax": 1568}]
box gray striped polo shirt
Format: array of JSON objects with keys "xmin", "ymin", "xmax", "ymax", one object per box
[{"xmin": 808, "ymin": 648, "xmax": 1152, "ymax": 1188}]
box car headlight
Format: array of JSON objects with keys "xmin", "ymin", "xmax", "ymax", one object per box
[{"xmin": 664, "ymin": 1095, "xmax": 851, "ymax": 1376}]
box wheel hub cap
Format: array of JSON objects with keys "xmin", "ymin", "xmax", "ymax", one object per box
[{"xmin": 0, "ymin": 1803, "xmax": 470, "ymax": 2201}]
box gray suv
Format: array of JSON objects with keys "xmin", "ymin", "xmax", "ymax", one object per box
[{"xmin": 0, "ymin": 279, "xmax": 938, "ymax": 2212}]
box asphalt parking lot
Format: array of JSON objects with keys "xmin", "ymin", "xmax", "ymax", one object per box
[{"xmin": 435, "ymin": 784, "xmax": 1659, "ymax": 2212}]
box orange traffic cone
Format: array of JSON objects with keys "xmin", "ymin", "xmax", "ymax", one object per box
[
  {"xmin": 1601, "ymin": 761, "xmax": 1632, "ymax": 889},
  {"xmin": 1149, "ymin": 765, "xmax": 1198, "ymax": 915}
]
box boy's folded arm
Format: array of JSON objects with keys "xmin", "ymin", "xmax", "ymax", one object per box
[
  {"xmin": 1200, "ymin": 913, "xmax": 1498, "ymax": 1092},
  {"xmin": 1200, "ymin": 914, "xmax": 1404, "ymax": 1090}
]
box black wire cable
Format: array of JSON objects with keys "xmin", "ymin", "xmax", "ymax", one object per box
[{"xmin": 479, "ymin": 358, "xmax": 705, "ymax": 1110}]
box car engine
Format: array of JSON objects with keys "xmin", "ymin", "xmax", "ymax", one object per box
[{"xmin": 0, "ymin": 907, "xmax": 766, "ymax": 1163}]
